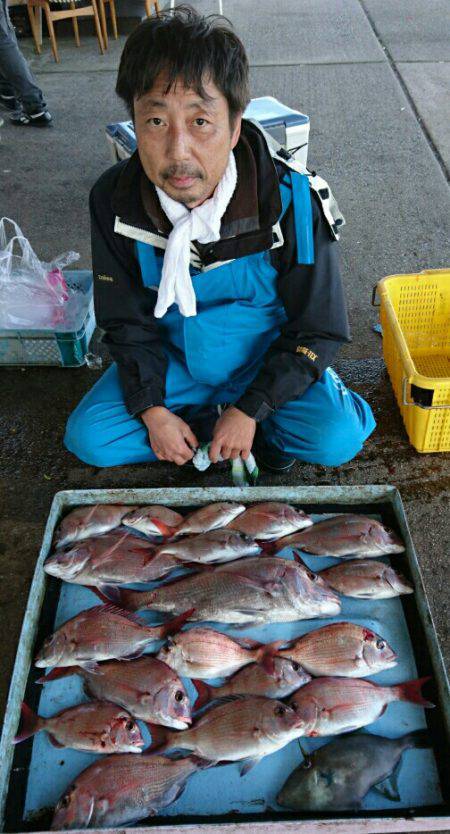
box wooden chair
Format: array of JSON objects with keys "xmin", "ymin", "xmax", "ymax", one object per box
[
  {"xmin": 144, "ymin": 0, "xmax": 159, "ymax": 16},
  {"xmin": 98, "ymin": 0, "xmax": 118, "ymax": 48},
  {"xmin": 27, "ymin": 0, "xmax": 105, "ymax": 63}
]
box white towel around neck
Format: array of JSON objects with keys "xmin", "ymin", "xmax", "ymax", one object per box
[{"xmin": 154, "ymin": 151, "xmax": 237, "ymax": 318}]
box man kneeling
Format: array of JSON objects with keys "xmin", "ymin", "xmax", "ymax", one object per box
[{"xmin": 65, "ymin": 6, "xmax": 375, "ymax": 471}]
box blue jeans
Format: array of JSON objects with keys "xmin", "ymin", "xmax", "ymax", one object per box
[{"xmin": 64, "ymin": 363, "xmax": 376, "ymax": 468}]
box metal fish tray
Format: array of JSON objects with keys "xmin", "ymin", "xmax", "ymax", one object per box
[{"xmin": 0, "ymin": 485, "xmax": 449, "ymax": 834}]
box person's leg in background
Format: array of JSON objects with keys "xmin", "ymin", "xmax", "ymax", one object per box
[
  {"xmin": 258, "ymin": 367, "xmax": 376, "ymax": 467},
  {"xmin": 0, "ymin": 0, "xmax": 52, "ymax": 126}
]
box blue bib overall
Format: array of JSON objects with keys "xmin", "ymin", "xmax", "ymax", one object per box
[{"xmin": 65, "ymin": 172, "xmax": 375, "ymax": 468}]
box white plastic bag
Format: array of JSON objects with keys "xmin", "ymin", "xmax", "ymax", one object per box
[{"xmin": 0, "ymin": 217, "xmax": 80, "ymax": 329}]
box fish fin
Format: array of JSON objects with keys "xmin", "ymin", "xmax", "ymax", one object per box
[
  {"xmin": 192, "ymin": 680, "xmax": 213, "ymax": 711},
  {"xmin": 240, "ymin": 756, "xmax": 263, "ymax": 776},
  {"xmin": 233, "ymin": 636, "xmax": 263, "ymax": 650},
  {"xmin": 227, "ymin": 573, "xmax": 280, "ymax": 597},
  {"xmin": 150, "ymin": 518, "xmax": 177, "ymax": 538},
  {"xmin": 372, "ymin": 782, "xmax": 399, "ymax": 802},
  {"xmin": 201, "ymin": 694, "xmax": 248, "ymax": 709},
  {"xmin": 86, "ymin": 584, "xmax": 122, "ymax": 605},
  {"xmin": 182, "ymin": 561, "xmax": 212, "ymax": 572},
  {"xmin": 232, "ymin": 618, "xmax": 260, "ymax": 628},
  {"xmin": 48, "ymin": 734, "xmax": 65, "ymax": 749},
  {"xmin": 158, "ymin": 609, "xmax": 195, "ymax": 638},
  {"xmin": 257, "ymin": 640, "xmax": 285, "ymax": 676},
  {"xmin": 121, "ymin": 650, "xmax": 145, "ymax": 661},
  {"xmin": 146, "ymin": 723, "xmax": 170, "ymax": 752},
  {"xmin": 292, "ymin": 550, "xmax": 308, "ymax": 567},
  {"xmin": 86, "ymin": 603, "xmax": 146, "ymax": 626},
  {"xmin": 373, "ymin": 762, "xmax": 402, "ymax": 803},
  {"xmin": 393, "ymin": 676, "xmax": 435, "ymax": 708},
  {"xmin": 188, "ymin": 755, "xmax": 214, "ymax": 771},
  {"xmin": 297, "ymin": 738, "xmax": 310, "ymax": 762},
  {"xmin": 167, "ymin": 782, "xmax": 187, "ymax": 805},
  {"xmin": 78, "ymin": 661, "xmax": 103, "ymax": 674},
  {"xmin": 35, "ymin": 665, "xmax": 79, "ymax": 684},
  {"xmin": 13, "ymin": 702, "xmax": 41, "ymax": 744}
]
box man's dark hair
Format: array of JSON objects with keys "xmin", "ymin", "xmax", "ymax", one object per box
[{"xmin": 116, "ymin": 5, "xmax": 250, "ymax": 126}]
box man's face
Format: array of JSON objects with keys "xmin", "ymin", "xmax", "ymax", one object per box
[{"xmin": 134, "ymin": 73, "xmax": 242, "ymax": 208}]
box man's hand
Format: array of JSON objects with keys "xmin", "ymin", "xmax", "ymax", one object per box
[
  {"xmin": 141, "ymin": 406, "xmax": 198, "ymax": 465},
  {"xmin": 209, "ymin": 406, "xmax": 256, "ymax": 463}
]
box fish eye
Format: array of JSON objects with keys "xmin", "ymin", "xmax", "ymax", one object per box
[
  {"xmin": 125, "ymin": 720, "xmax": 135, "ymax": 730},
  {"xmin": 175, "ymin": 690, "xmax": 184, "ymax": 702},
  {"xmin": 301, "ymin": 758, "xmax": 312, "ymax": 770},
  {"xmin": 275, "ymin": 705, "xmax": 286, "ymax": 716},
  {"xmin": 291, "ymin": 661, "xmax": 300, "ymax": 671},
  {"xmin": 376, "ymin": 639, "xmax": 386, "ymax": 650},
  {"xmin": 307, "ymin": 570, "xmax": 318, "ymax": 582}
]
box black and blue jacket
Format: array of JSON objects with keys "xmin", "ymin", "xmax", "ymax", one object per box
[{"xmin": 90, "ymin": 118, "xmax": 351, "ymax": 421}]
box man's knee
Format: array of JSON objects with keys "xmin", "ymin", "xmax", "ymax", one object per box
[
  {"xmin": 64, "ymin": 407, "xmax": 111, "ymax": 467},
  {"xmin": 313, "ymin": 404, "xmax": 376, "ymax": 467}
]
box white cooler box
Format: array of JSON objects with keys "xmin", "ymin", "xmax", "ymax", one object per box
[{"xmin": 106, "ymin": 96, "xmax": 310, "ymax": 165}]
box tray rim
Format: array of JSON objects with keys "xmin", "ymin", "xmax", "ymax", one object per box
[{"xmin": 1, "ymin": 485, "xmax": 449, "ymax": 834}]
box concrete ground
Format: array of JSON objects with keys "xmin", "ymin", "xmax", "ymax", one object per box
[{"xmin": 0, "ymin": 0, "xmax": 449, "ymax": 819}]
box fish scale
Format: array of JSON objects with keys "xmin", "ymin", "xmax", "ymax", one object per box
[
  {"xmin": 277, "ymin": 731, "xmax": 430, "ymax": 812},
  {"xmin": 110, "ymin": 556, "xmax": 341, "ymax": 624},
  {"xmin": 51, "ymin": 755, "xmax": 206, "ymax": 829},
  {"xmin": 34, "ymin": 605, "xmax": 191, "ymax": 667},
  {"xmin": 157, "ymin": 627, "xmax": 278, "ymax": 679},
  {"xmin": 278, "ymin": 622, "xmax": 397, "ymax": 677},
  {"xmin": 288, "ymin": 676, "xmax": 433, "ymax": 736},
  {"xmin": 154, "ymin": 697, "xmax": 305, "ymax": 765}
]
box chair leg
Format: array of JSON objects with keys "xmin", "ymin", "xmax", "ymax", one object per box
[
  {"xmin": 43, "ymin": 5, "xmax": 60, "ymax": 63},
  {"xmin": 69, "ymin": 0, "xmax": 81, "ymax": 46},
  {"xmin": 98, "ymin": 0, "xmax": 108, "ymax": 49},
  {"xmin": 27, "ymin": 4, "xmax": 42, "ymax": 54},
  {"xmin": 109, "ymin": 0, "xmax": 118, "ymax": 39},
  {"xmin": 91, "ymin": 0, "xmax": 105, "ymax": 54}
]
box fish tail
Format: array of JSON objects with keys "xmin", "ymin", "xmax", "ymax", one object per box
[
  {"xmin": 192, "ymin": 680, "xmax": 213, "ymax": 710},
  {"xmin": 256, "ymin": 640, "xmax": 285, "ymax": 675},
  {"xmin": 14, "ymin": 702, "xmax": 42, "ymax": 744},
  {"xmin": 393, "ymin": 676, "xmax": 435, "ymax": 708},
  {"xmin": 292, "ymin": 550, "xmax": 309, "ymax": 567},
  {"xmin": 146, "ymin": 722, "xmax": 171, "ymax": 752},
  {"xmin": 35, "ymin": 666, "xmax": 79, "ymax": 684},
  {"xmin": 159, "ymin": 609, "xmax": 195, "ymax": 638}
]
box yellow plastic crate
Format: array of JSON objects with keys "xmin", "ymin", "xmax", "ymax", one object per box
[{"xmin": 376, "ymin": 268, "xmax": 450, "ymax": 453}]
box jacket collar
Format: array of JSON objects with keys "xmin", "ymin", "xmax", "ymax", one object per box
[{"xmin": 111, "ymin": 119, "xmax": 282, "ymax": 243}]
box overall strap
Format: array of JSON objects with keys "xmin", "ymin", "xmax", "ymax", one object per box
[
  {"xmin": 277, "ymin": 167, "xmax": 314, "ymax": 266},
  {"xmin": 247, "ymin": 118, "xmax": 345, "ymax": 245}
]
